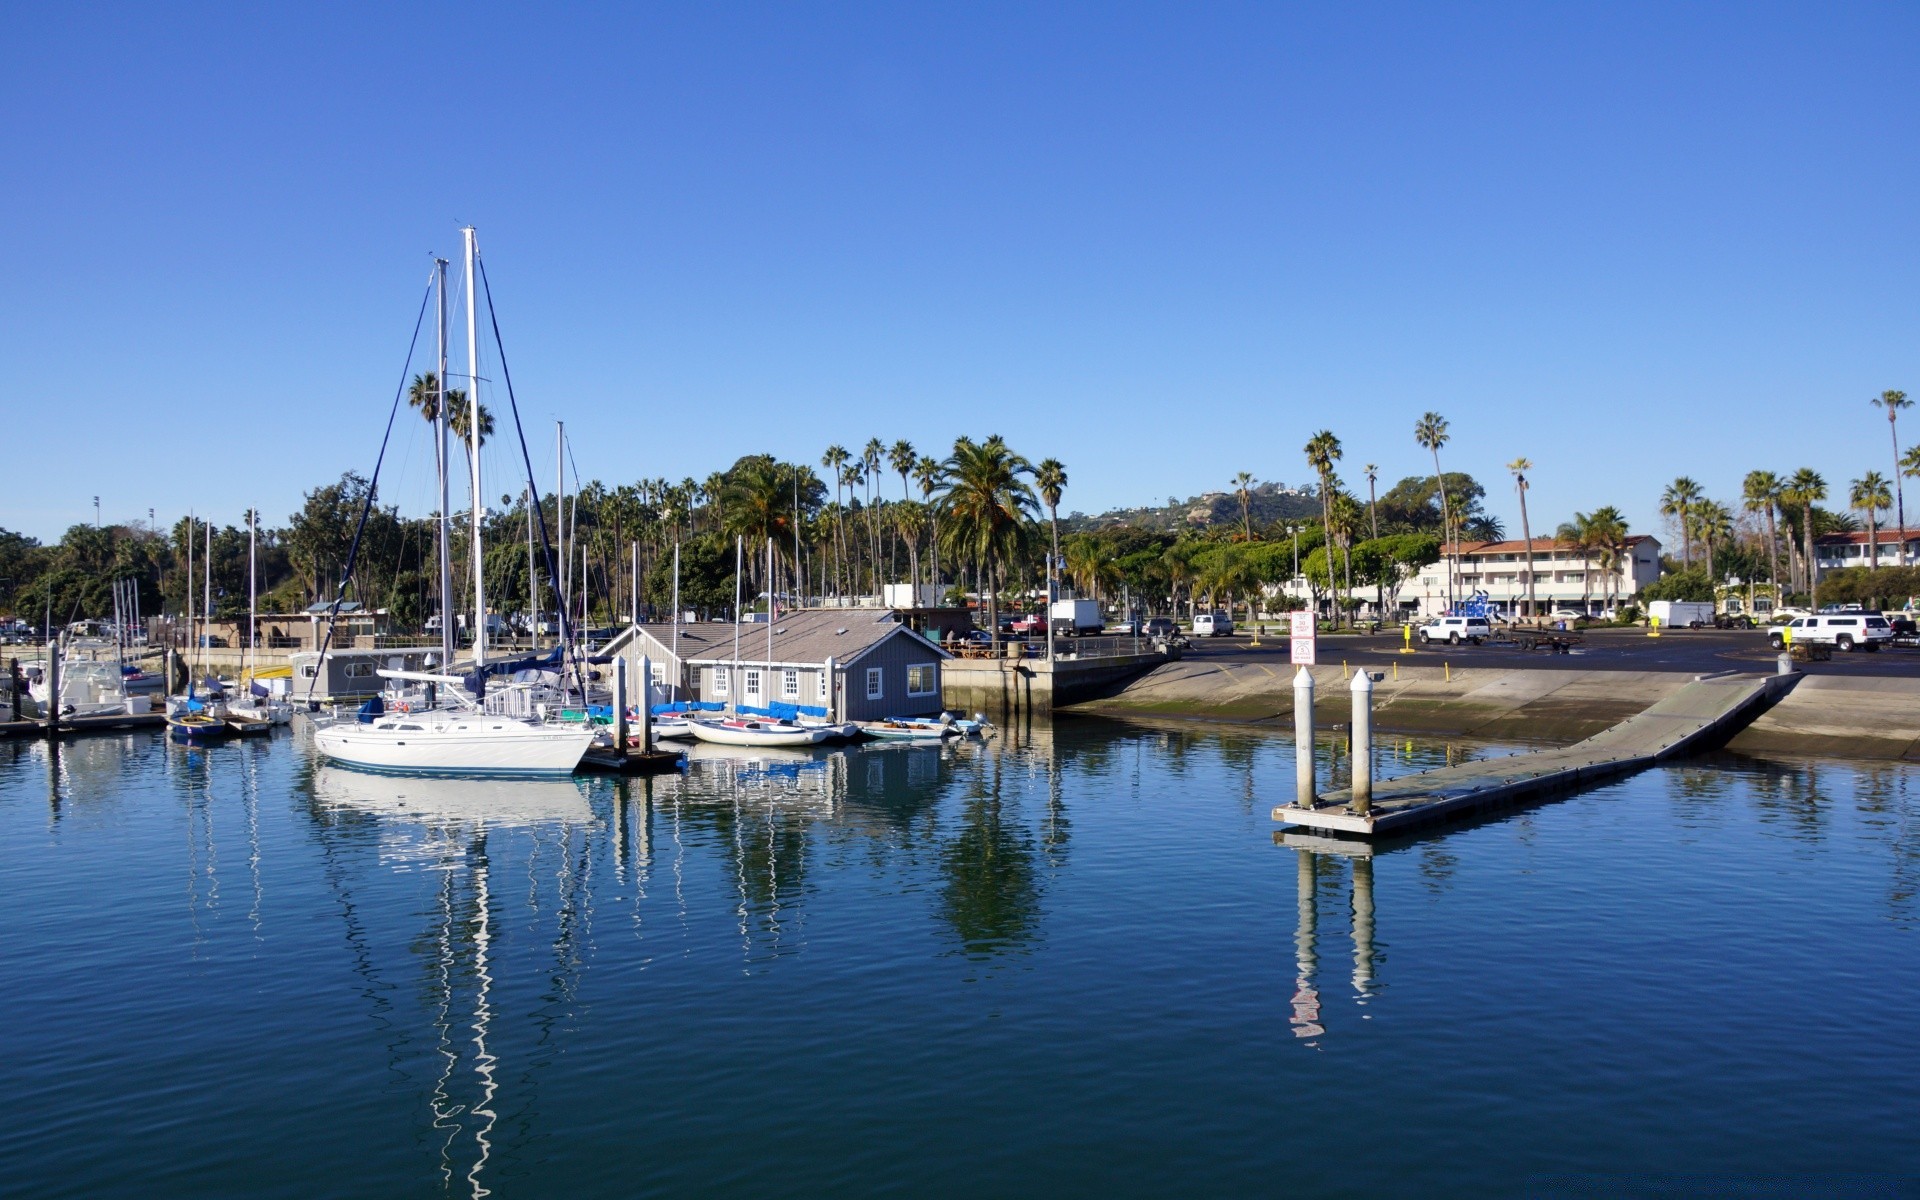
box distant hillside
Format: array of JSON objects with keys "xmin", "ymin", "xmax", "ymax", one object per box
[{"xmin": 1063, "ymin": 482, "xmax": 1323, "ymax": 534}]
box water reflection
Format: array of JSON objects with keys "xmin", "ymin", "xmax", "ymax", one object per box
[{"xmin": 1282, "ymin": 837, "xmax": 1389, "ymax": 1043}]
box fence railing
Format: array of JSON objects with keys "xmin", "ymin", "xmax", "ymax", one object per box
[{"xmin": 945, "ymin": 635, "xmax": 1155, "ymax": 662}]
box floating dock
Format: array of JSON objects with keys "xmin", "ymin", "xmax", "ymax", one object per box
[
  {"xmin": 1273, "ymin": 671, "xmax": 1800, "ymax": 837},
  {"xmin": 0, "ymin": 712, "xmax": 168, "ymax": 739}
]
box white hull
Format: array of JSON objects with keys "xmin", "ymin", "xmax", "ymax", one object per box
[
  {"xmin": 312, "ymin": 764, "xmax": 594, "ymax": 825},
  {"xmin": 313, "ymin": 713, "xmax": 593, "ymax": 775},
  {"xmin": 688, "ymin": 719, "xmax": 826, "ymax": 748},
  {"xmin": 650, "ymin": 718, "xmax": 697, "ymax": 740}
]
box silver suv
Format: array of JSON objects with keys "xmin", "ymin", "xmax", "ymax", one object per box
[{"xmin": 1769, "ymin": 613, "xmax": 1894, "ymax": 652}]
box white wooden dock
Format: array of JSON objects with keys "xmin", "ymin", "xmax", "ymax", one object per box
[{"xmin": 1273, "ymin": 671, "xmax": 1800, "ymax": 837}]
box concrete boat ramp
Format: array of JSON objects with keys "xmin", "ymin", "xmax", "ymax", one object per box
[{"xmin": 1273, "ymin": 670, "xmax": 1801, "ymax": 837}]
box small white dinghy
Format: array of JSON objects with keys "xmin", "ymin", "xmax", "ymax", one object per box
[{"xmin": 689, "ymin": 716, "xmax": 827, "ymax": 748}]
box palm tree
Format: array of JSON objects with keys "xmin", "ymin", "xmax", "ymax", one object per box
[
  {"xmin": 1557, "ymin": 513, "xmax": 1602, "ymax": 609},
  {"xmin": 889, "ymin": 439, "xmax": 917, "ymax": 580},
  {"xmin": 1659, "ymin": 477, "xmax": 1701, "ymax": 567},
  {"xmin": 1583, "ymin": 506, "xmax": 1628, "ymax": 610},
  {"xmin": 821, "ymin": 446, "xmax": 849, "ymax": 597},
  {"xmin": 1363, "ymin": 464, "xmax": 1379, "ymax": 541},
  {"xmin": 935, "ymin": 437, "xmax": 1038, "ymax": 645},
  {"xmin": 1851, "ymin": 471, "xmax": 1893, "ymax": 570},
  {"xmin": 862, "ymin": 438, "xmax": 885, "ymax": 592},
  {"xmin": 1873, "ymin": 390, "xmax": 1910, "ymax": 565},
  {"xmin": 1232, "ymin": 472, "xmax": 1255, "ymax": 541},
  {"xmin": 1304, "ymin": 431, "xmax": 1343, "ymax": 622},
  {"xmin": 915, "ymin": 454, "xmax": 942, "ymax": 593},
  {"xmin": 1035, "ymin": 458, "xmax": 1067, "ymax": 661},
  {"xmin": 1784, "ymin": 468, "xmax": 1827, "ymax": 604},
  {"xmin": 1507, "ymin": 458, "xmax": 1535, "ymax": 617},
  {"xmin": 1742, "ymin": 470, "xmax": 1783, "ymax": 591},
  {"xmin": 1414, "ymin": 413, "xmax": 1453, "ymax": 608},
  {"xmin": 1693, "ymin": 500, "xmax": 1733, "ymax": 582}
]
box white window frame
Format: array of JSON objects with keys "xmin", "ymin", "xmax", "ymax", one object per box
[
  {"xmin": 344, "ymin": 661, "xmax": 375, "ymax": 678},
  {"xmin": 745, "ymin": 669, "xmax": 762, "ymax": 699},
  {"xmin": 906, "ymin": 664, "xmax": 937, "ymax": 696},
  {"xmin": 819, "ymin": 670, "xmax": 832, "ymax": 701},
  {"xmin": 782, "ymin": 668, "xmax": 799, "ymax": 699},
  {"xmin": 711, "ymin": 666, "xmax": 729, "ymax": 697},
  {"xmin": 865, "ymin": 667, "xmax": 884, "ymax": 700}
]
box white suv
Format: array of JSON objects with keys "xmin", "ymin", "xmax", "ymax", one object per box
[
  {"xmin": 1769, "ymin": 613, "xmax": 1894, "ymax": 652},
  {"xmin": 1418, "ymin": 616, "xmax": 1492, "ymax": 645}
]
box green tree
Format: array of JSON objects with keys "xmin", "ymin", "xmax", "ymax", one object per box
[
  {"xmin": 1743, "ymin": 470, "xmax": 1784, "ymax": 589},
  {"xmin": 935, "ymin": 436, "xmax": 1038, "ymax": 644},
  {"xmin": 1872, "ymin": 390, "xmax": 1910, "ymax": 566},
  {"xmin": 1414, "ymin": 412, "xmax": 1453, "ymax": 605},
  {"xmin": 1659, "ymin": 477, "xmax": 1702, "ymax": 566},
  {"xmin": 1851, "ymin": 471, "xmax": 1893, "ymax": 570},
  {"xmin": 1508, "ymin": 458, "xmax": 1535, "ymax": 616}
]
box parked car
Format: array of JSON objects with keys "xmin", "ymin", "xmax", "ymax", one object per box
[
  {"xmin": 1546, "ymin": 609, "xmax": 1589, "ymax": 622},
  {"xmin": 1769, "ymin": 613, "xmax": 1894, "ymax": 652},
  {"xmin": 1192, "ymin": 611, "xmax": 1234, "ymax": 637},
  {"xmin": 1143, "ymin": 617, "xmax": 1178, "ymax": 640},
  {"xmin": 1418, "ymin": 615, "xmax": 1492, "ymax": 645},
  {"xmin": 1008, "ymin": 612, "xmax": 1047, "ymax": 636}
]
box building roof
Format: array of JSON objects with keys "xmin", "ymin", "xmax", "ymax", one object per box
[
  {"xmin": 1815, "ymin": 530, "xmax": 1918, "ymax": 545},
  {"xmin": 606, "ymin": 608, "xmax": 947, "ymax": 669},
  {"xmin": 1441, "ymin": 535, "xmax": 1658, "ymax": 556}
]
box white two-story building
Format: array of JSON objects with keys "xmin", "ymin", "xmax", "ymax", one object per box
[{"xmin": 1406, "ymin": 536, "xmax": 1663, "ymax": 618}]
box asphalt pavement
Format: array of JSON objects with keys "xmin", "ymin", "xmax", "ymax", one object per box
[{"xmin": 1177, "ymin": 626, "xmax": 1920, "ymax": 678}]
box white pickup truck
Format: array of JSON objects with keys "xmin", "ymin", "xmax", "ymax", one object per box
[
  {"xmin": 1417, "ymin": 615, "xmax": 1493, "ymax": 645},
  {"xmin": 1769, "ymin": 613, "xmax": 1894, "ymax": 652}
]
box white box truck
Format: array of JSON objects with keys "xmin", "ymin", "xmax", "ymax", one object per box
[
  {"xmin": 1049, "ymin": 599, "xmax": 1102, "ymax": 636},
  {"xmin": 1648, "ymin": 600, "xmax": 1714, "ymax": 629}
]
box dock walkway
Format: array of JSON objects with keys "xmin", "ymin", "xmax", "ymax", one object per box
[{"xmin": 1273, "ymin": 671, "xmax": 1799, "ymax": 836}]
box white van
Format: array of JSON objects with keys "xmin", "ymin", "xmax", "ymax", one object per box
[{"xmin": 1192, "ymin": 612, "xmax": 1234, "ymax": 637}]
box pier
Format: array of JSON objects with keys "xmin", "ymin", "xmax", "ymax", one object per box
[{"xmin": 1273, "ymin": 669, "xmax": 1802, "ymax": 837}]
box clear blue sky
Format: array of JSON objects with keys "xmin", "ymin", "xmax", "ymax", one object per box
[{"xmin": 4, "ymin": 3, "xmax": 1916, "ymax": 545}]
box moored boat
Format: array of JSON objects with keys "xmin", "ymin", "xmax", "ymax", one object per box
[{"xmin": 688, "ymin": 716, "xmax": 826, "ymax": 748}]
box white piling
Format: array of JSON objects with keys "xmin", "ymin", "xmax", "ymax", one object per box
[
  {"xmin": 1350, "ymin": 669, "xmax": 1375, "ymax": 815},
  {"xmin": 1293, "ymin": 666, "xmax": 1316, "ymax": 809}
]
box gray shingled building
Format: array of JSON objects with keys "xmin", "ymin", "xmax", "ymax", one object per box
[{"xmin": 600, "ymin": 608, "xmax": 950, "ymax": 721}]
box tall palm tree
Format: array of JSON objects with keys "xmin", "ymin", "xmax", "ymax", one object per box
[
  {"xmin": 1414, "ymin": 413, "xmax": 1453, "ymax": 608},
  {"xmin": 1851, "ymin": 471, "xmax": 1893, "ymax": 570},
  {"xmin": 862, "ymin": 438, "xmax": 885, "ymax": 592},
  {"xmin": 1784, "ymin": 468, "xmax": 1827, "ymax": 604},
  {"xmin": 1304, "ymin": 431, "xmax": 1343, "ymax": 622},
  {"xmin": 889, "ymin": 439, "xmax": 917, "ymax": 580},
  {"xmin": 1035, "ymin": 459, "xmax": 1067, "ymax": 661},
  {"xmin": 915, "ymin": 454, "xmax": 942, "ymax": 593},
  {"xmin": 1232, "ymin": 472, "xmax": 1255, "ymax": 541},
  {"xmin": 1659, "ymin": 477, "xmax": 1701, "ymax": 567},
  {"xmin": 936, "ymin": 436, "xmax": 1038, "ymax": 645},
  {"xmin": 1742, "ymin": 470, "xmax": 1783, "ymax": 592},
  {"xmin": 1587, "ymin": 505, "xmax": 1630, "ymax": 611},
  {"xmin": 1363, "ymin": 464, "xmax": 1379, "ymax": 541},
  {"xmin": 821, "ymin": 446, "xmax": 849, "ymax": 597},
  {"xmin": 1873, "ymin": 390, "xmax": 1910, "ymax": 565},
  {"xmin": 1507, "ymin": 458, "xmax": 1534, "ymax": 617}
]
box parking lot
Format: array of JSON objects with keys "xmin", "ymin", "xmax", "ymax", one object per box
[{"xmin": 1176, "ymin": 625, "xmax": 1920, "ymax": 679}]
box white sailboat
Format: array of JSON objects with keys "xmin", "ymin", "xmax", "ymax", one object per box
[{"xmin": 310, "ymin": 228, "xmax": 592, "ymax": 777}]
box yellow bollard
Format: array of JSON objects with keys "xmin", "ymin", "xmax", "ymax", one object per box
[
  {"xmin": 1402, "ymin": 623, "xmax": 1414, "ymax": 654},
  {"xmin": 1445, "ymin": 661, "xmax": 1451, "ymax": 682},
  {"xmin": 1648, "ymin": 615, "xmax": 1661, "ymax": 639},
  {"xmin": 1342, "ymin": 660, "xmax": 1349, "ymax": 680},
  {"xmin": 1392, "ymin": 660, "xmax": 1399, "ymax": 681}
]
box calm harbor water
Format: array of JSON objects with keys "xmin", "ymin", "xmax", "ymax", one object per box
[{"xmin": 3, "ymin": 722, "xmax": 1918, "ymax": 1198}]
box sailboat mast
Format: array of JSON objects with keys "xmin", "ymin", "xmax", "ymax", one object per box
[
  {"xmin": 556, "ymin": 421, "xmax": 566, "ymax": 638},
  {"xmin": 435, "ymin": 256, "xmax": 454, "ymax": 671},
  {"xmin": 671, "ymin": 541, "xmax": 680, "ymax": 677},
  {"xmin": 204, "ymin": 520, "xmax": 212, "ymax": 661},
  {"xmin": 731, "ymin": 535, "xmax": 742, "ymax": 698},
  {"xmin": 765, "ymin": 537, "xmax": 774, "ymax": 675},
  {"xmin": 248, "ymin": 508, "xmax": 256, "ymax": 680},
  {"xmin": 185, "ymin": 512, "xmax": 193, "ymax": 674},
  {"xmin": 463, "ymin": 226, "xmax": 485, "ymax": 668}
]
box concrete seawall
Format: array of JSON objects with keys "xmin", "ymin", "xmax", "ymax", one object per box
[{"xmin": 1071, "ymin": 659, "xmax": 1920, "ymax": 761}]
